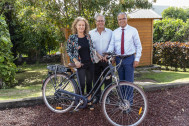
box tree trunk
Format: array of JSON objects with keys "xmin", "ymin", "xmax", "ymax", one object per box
[
  {"xmin": 78, "ymin": 0, "xmax": 81, "ymax": 16},
  {"xmin": 0, "ymin": 78, "xmax": 3, "ymax": 89}
]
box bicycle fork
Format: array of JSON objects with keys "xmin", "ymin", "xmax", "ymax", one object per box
[{"xmin": 113, "ymin": 76, "xmax": 126, "ymax": 106}]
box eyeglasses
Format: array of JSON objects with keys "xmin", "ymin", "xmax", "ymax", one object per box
[
  {"xmin": 118, "ymin": 18, "xmax": 127, "ymax": 21},
  {"xmin": 96, "ymin": 20, "xmax": 105, "ymax": 23}
]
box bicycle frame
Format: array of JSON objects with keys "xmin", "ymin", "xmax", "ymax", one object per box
[
  {"xmin": 70, "ymin": 56, "xmax": 123, "ymax": 103},
  {"xmin": 49, "ymin": 55, "xmax": 126, "ymax": 108}
]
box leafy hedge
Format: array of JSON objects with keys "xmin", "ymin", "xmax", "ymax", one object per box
[
  {"xmin": 0, "ymin": 15, "xmax": 17, "ymax": 88},
  {"xmin": 153, "ymin": 42, "xmax": 189, "ymax": 71}
]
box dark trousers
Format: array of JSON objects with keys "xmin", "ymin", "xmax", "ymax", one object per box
[
  {"xmin": 77, "ymin": 63, "xmax": 94, "ymax": 95},
  {"xmin": 94, "ymin": 61, "xmax": 112, "ymax": 98},
  {"xmin": 116, "ymin": 55, "xmax": 134, "ymax": 104}
]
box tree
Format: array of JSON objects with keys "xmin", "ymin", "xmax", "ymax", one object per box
[
  {"xmin": 153, "ymin": 18, "xmax": 185, "ymax": 42},
  {"xmin": 0, "ymin": 15, "xmax": 17, "ymax": 88},
  {"xmin": 1, "ymin": 0, "xmax": 64, "ymax": 63},
  {"xmin": 0, "ymin": 0, "xmax": 22, "ymax": 61},
  {"xmin": 162, "ymin": 7, "xmax": 188, "ymax": 22},
  {"xmin": 15, "ymin": 1, "xmax": 63, "ymax": 61},
  {"xmin": 177, "ymin": 19, "xmax": 189, "ymax": 42},
  {"xmin": 154, "ymin": 7, "xmax": 189, "ymax": 42}
]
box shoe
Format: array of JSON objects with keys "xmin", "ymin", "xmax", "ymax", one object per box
[{"xmin": 88, "ymin": 103, "xmax": 94, "ymax": 111}]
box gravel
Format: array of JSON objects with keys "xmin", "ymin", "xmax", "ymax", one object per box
[{"xmin": 1, "ymin": 86, "xmax": 189, "ymax": 126}]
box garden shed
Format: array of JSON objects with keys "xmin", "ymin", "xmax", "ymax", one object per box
[{"xmin": 127, "ymin": 9, "xmax": 162, "ymax": 66}]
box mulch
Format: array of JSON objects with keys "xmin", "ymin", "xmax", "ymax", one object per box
[{"xmin": 1, "ymin": 85, "xmax": 189, "ymax": 126}]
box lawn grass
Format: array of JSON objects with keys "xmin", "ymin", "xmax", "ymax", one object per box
[
  {"xmin": 1, "ymin": 64, "xmax": 189, "ymax": 100},
  {"xmin": 0, "ymin": 63, "xmax": 48, "ymax": 100},
  {"xmin": 135, "ymin": 70, "xmax": 189, "ymax": 84},
  {"xmin": 15, "ymin": 63, "xmax": 48, "ymax": 87},
  {"xmin": 0, "ymin": 84, "xmax": 42, "ymax": 100}
]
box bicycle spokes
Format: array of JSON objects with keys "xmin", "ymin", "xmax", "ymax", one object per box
[
  {"xmin": 43, "ymin": 74, "xmax": 77, "ymax": 113},
  {"xmin": 102, "ymin": 82, "xmax": 148, "ymax": 126}
]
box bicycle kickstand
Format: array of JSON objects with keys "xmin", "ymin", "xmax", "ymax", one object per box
[{"xmin": 73, "ymin": 99, "xmax": 83, "ymax": 112}]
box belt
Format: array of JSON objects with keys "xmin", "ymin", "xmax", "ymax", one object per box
[{"xmin": 119, "ymin": 54, "xmax": 135, "ymax": 59}]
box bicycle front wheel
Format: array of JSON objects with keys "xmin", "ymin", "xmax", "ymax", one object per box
[
  {"xmin": 102, "ymin": 81, "xmax": 148, "ymax": 126},
  {"xmin": 42, "ymin": 73, "xmax": 77, "ymax": 113}
]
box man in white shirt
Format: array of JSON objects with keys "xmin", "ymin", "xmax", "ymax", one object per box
[
  {"xmin": 89, "ymin": 14, "xmax": 112, "ymax": 104},
  {"xmin": 107, "ymin": 12, "xmax": 142, "ymax": 106}
]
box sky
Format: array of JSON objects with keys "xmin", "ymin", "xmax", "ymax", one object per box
[{"xmin": 149, "ymin": 0, "xmax": 189, "ymax": 7}]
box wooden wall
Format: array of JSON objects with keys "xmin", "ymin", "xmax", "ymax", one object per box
[{"xmin": 128, "ymin": 19, "xmax": 153, "ymax": 66}]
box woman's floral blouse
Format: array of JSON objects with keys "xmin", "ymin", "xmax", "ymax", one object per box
[{"xmin": 66, "ymin": 34, "xmax": 96, "ymax": 63}]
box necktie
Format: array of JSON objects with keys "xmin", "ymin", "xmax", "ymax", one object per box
[{"xmin": 121, "ymin": 29, "xmax": 124, "ymax": 54}]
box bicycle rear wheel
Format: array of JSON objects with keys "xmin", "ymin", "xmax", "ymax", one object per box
[
  {"xmin": 42, "ymin": 73, "xmax": 77, "ymax": 113},
  {"xmin": 102, "ymin": 81, "xmax": 148, "ymax": 126}
]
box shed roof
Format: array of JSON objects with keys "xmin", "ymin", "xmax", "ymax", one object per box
[{"xmin": 127, "ymin": 9, "xmax": 162, "ymax": 19}]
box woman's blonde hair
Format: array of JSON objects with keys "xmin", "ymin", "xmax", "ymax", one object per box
[{"xmin": 71, "ymin": 17, "xmax": 90, "ymax": 34}]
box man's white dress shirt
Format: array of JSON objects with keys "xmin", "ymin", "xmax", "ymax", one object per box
[
  {"xmin": 89, "ymin": 28, "xmax": 112, "ymax": 55},
  {"xmin": 107, "ymin": 25, "xmax": 142, "ymax": 61}
]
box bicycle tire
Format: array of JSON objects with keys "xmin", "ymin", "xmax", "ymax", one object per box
[
  {"xmin": 102, "ymin": 81, "xmax": 148, "ymax": 126},
  {"xmin": 42, "ymin": 73, "xmax": 77, "ymax": 113}
]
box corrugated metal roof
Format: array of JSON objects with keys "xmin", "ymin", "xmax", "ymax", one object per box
[{"xmin": 127, "ymin": 9, "xmax": 162, "ymax": 19}]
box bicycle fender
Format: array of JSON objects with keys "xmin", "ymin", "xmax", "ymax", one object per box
[
  {"xmin": 99, "ymin": 82, "xmax": 114, "ymax": 103},
  {"xmin": 41, "ymin": 73, "xmax": 69, "ymax": 90}
]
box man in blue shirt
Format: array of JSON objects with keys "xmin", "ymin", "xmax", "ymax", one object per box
[
  {"xmin": 89, "ymin": 14, "xmax": 112, "ymax": 104},
  {"xmin": 107, "ymin": 12, "xmax": 142, "ymax": 105}
]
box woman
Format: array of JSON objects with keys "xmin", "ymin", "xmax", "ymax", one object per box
[{"xmin": 66, "ymin": 17, "xmax": 102, "ymax": 110}]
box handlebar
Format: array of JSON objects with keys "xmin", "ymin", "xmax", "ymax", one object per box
[
  {"xmin": 103, "ymin": 52, "xmax": 125, "ymax": 60},
  {"xmin": 103, "ymin": 52, "xmax": 133, "ymax": 59}
]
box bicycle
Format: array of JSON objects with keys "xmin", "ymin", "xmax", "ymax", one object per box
[{"xmin": 42, "ymin": 52, "xmax": 148, "ymax": 126}]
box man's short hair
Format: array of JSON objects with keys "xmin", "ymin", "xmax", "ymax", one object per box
[
  {"xmin": 94, "ymin": 14, "xmax": 105, "ymax": 21},
  {"xmin": 117, "ymin": 12, "xmax": 127, "ymax": 19}
]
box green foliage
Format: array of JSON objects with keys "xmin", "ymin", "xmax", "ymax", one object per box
[
  {"xmin": 0, "ymin": 15, "xmax": 17, "ymax": 88},
  {"xmin": 1, "ymin": 0, "xmax": 152, "ymax": 61},
  {"xmin": 34, "ymin": 0, "xmax": 152, "ymax": 29},
  {"xmin": 15, "ymin": 0, "xmax": 63, "ymax": 59},
  {"xmin": 153, "ymin": 42, "xmax": 189, "ymax": 71},
  {"xmin": 0, "ymin": 0, "xmax": 64, "ymax": 61},
  {"xmin": 153, "ymin": 18, "xmax": 186, "ymax": 42},
  {"xmin": 162, "ymin": 7, "xmax": 188, "ymax": 22},
  {"xmin": 154, "ymin": 7, "xmax": 189, "ymax": 42}
]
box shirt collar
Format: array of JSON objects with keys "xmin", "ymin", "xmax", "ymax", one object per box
[
  {"xmin": 120, "ymin": 24, "xmax": 128, "ymax": 30},
  {"xmin": 95, "ymin": 28, "xmax": 106, "ymax": 32}
]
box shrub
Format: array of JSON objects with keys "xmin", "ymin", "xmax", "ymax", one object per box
[
  {"xmin": 0, "ymin": 15, "xmax": 17, "ymax": 88},
  {"xmin": 153, "ymin": 42, "xmax": 189, "ymax": 71}
]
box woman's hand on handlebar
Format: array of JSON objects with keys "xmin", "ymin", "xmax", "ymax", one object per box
[
  {"xmin": 73, "ymin": 58, "xmax": 82, "ymax": 68},
  {"xmin": 75, "ymin": 61, "xmax": 82, "ymax": 68}
]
